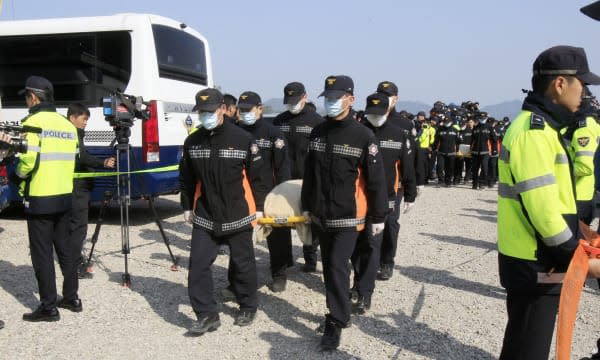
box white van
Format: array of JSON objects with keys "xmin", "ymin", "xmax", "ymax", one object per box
[{"xmin": 0, "ymin": 13, "xmax": 212, "ymax": 201}]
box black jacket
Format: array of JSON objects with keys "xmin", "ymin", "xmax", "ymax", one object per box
[
  {"xmin": 363, "ymin": 121, "xmax": 417, "ymax": 204},
  {"xmin": 458, "ymin": 127, "xmax": 473, "ymax": 145},
  {"xmin": 301, "ymin": 114, "xmax": 388, "ymax": 231},
  {"xmin": 471, "ymin": 121, "xmax": 497, "ymax": 155},
  {"xmin": 179, "ymin": 120, "xmax": 269, "ymax": 236},
  {"xmin": 273, "ymin": 107, "xmax": 324, "ymax": 179},
  {"xmin": 434, "ymin": 125, "xmax": 460, "ymax": 155},
  {"xmin": 75, "ymin": 128, "xmax": 105, "ymax": 190},
  {"xmin": 241, "ymin": 119, "xmax": 291, "ymax": 200}
]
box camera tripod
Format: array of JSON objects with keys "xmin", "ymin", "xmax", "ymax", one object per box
[{"xmin": 83, "ymin": 127, "xmax": 179, "ymax": 287}]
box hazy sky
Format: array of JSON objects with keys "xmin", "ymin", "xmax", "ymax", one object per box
[{"xmin": 2, "ymin": 0, "xmax": 600, "ymax": 107}]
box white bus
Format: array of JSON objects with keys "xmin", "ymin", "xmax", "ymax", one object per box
[{"xmin": 0, "ymin": 13, "xmax": 212, "ymax": 202}]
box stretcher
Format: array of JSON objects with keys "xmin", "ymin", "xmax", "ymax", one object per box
[{"xmin": 258, "ymin": 216, "xmax": 307, "ymax": 227}]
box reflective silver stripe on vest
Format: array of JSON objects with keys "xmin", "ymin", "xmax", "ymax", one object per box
[
  {"xmin": 39, "ymin": 152, "xmax": 76, "ymax": 161},
  {"xmin": 332, "ymin": 144, "xmax": 362, "ymax": 158},
  {"xmin": 296, "ymin": 126, "xmax": 313, "ymax": 134},
  {"xmin": 555, "ymin": 154, "xmax": 569, "ymax": 164},
  {"xmin": 279, "ymin": 125, "xmax": 290, "ymax": 133},
  {"xmin": 325, "ymin": 217, "xmax": 365, "ymax": 228},
  {"xmin": 192, "ymin": 215, "xmax": 214, "ymax": 231},
  {"xmin": 498, "ymin": 183, "xmax": 518, "ymax": 200},
  {"xmin": 472, "ymin": 151, "xmax": 489, "ymax": 155},
  {"xmin": 27, "ymin": 146, "xmax": 41, "ymax": 153},
  {"xmin": 542, "ymin": 227, "xmax": 573, "ymax": 247},
  {"xmin": 575, "ymin": 151, "xmax": 595, "ymax": 157},
  {"xmin": 536, "ymin": 272, "xmax": 565, "ymax": 284},
  {"xmin": 255, "ymin": 139, "xmax": 273, "ymax": 149},
  {"xmin": 309, "ymin": 141, "xmax": 326, "ymax": 152},
  {"xmin": 218, "ymin": 149, "xmax": 246, "ymax": 159},
  {"xmin": 514, "ymin": 174, "xmax": 556, "ymax": 194},
  {"xmin": 380, "ymin": 140, "xmax": 403, "ymax": 150},
  {"xmin": 499, "ymin": 146, "xmax": 509, "ymax": 162},
  {"xmin": 189, "ymin": 149, "xmax": 211, "ymax": 158}
]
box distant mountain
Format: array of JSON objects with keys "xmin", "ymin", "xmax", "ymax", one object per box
[{"xmin": 481, "ymin": 100, "xmax": 522, "ymax": 121}]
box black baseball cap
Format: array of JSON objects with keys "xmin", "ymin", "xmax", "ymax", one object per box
[
  {"xmin": 582, "ymin": 1, "xmax": 600, "ymax": 21},
  {"xmin": 238, "ymin": 91, "xmax": 262, "ymax": 111},
  {"xmin": 318, "ymin": 75, "xmax": 354, "ymax": 98},
  {"xmin": 18, "ymin": 75, "xmax": 53, "ymax": 95},
  {"xmin": 283, "ymin": 82, "xmax": 306, "ymax": 104},
  {"xmin": 364, "ymin": 93, "xmax": 389, "ymax": 115},
  {"xmin": 532, "ymin": 45, "xmax": 600, "ymax": 85},
  {"xmin": 376, "ymin": 81, "xmax": 398, "ymax": 96},
  {"xmin": 193, "ymin": 88, "xmax": 224, "ymax": 112}
]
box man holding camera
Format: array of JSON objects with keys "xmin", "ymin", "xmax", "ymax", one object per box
[{"xmin": 11, "ymin": 76, "xmax": 80, "ymax": 322}]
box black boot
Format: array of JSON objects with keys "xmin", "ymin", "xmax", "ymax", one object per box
[
  {"xmin": 320, "ymin": 318, "xmax": 342, "ymax": 351},
  {"xmin": 352, "ymin": 295, "xmax": 372, "ymax": 315},
  {"xmin": 189, "ymin": 313, "xmax": 220, "ymax": 335}
]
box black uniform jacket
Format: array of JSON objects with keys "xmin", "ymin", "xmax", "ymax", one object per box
[
  {"xmin": 273, "ymin": 107, "xmax": 324, "ymax": 179},
  {"xmin": 301, "ymin": 114, "xmax": 388, "ymax": 232},
  {"xmin": 241, "ymin": 118, "xmax": 291, "ymax": 201},
  {"xmin": 471, "ymin": 122, "xmax": 497, "ymax": 155},
  {"xmin": 363, "ymin": 121, "xmax": 417, "ymax": 205},
  {"xmin": 434, "ymin": 125, "xmax": 460, "ymax": 155},
  {"xmin": 179, "ymin": 120, "xmax": 269, "ymax": 236}
]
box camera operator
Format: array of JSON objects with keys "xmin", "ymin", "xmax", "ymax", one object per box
[
  {"xmin": 12, "ymin": 76, "xmax": 80, "ymax": 322},
  {"xmin": 67, "ymin": 103, "xmax": 115, "ymax": 279}
]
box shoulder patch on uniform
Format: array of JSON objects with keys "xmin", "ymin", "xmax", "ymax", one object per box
[
  {"xmin": 578, "ymin": 137, "xmax": 590, "ymax": 147},
  {"xmin": 250, "ymin": 143, "xmax": 259, "ymax": 155},
  {"xmin": 530, "ymin": 113, "xmax": 545, "ymax": 130},
  {"xmin": 274, "ymin": 138, "xmax": 285, "ymax": 149},
  {"xmin": 368, "ymin": 143, "xmax": 379, "ymax": 156}
]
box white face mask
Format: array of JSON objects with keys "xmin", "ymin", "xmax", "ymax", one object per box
[
  {"xmin": 365, "ymin": 114, "xmax": 387, "ymax": 127},
  {"xmin": 324, "ymin": 97, "xmax": 345, "ymax": 117},
  {"xmin": 240, "ymin": 111, "xmax": 257, "ymax": 125},
  {"xmin": 479, "ymin": 118, "xmax": 487, "ymax": 124},
  {"xmin": 199, "ymin": 111, "xmax": 220, "ymax": 130},
  {"xmin": 286, "ymin": 101, "xmax": 303, "ymax": 115}
]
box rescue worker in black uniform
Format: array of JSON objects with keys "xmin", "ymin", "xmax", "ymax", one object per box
[
  {"xmin": 455, "ymin": 118, "xmax": 474, "ymax": 184},
  {"xmin": 434, "ymin": 115, "xmax": 460, "ymax": 187},
  {"xmin": 470, "ymin": 111, "xmax": 497, "ymax": 189},
  {"xmin": 223, "ymin": 93, "xmax": 238, "ymax": 125},
  {"xmin": 487, "ymin": 118, "xmax": 501, "ymax": 187},
  {"xmin": 67, "ymin": 103, "xmax": 115, "ymax": 279},
  {"xmin": 351, "ymin": 93, "xmax": 417, "ymax": 314},
  {"xmin": 272, "ymin": 82, "xmax": 324, "ymax": 272},
  {"xmin": 238, "ymin": 91, "xmax": 292, "ymax": 292},
  {"xmin": 301, "ymin": 75, "xmax": 388, "ymax": 351},
  {"xmin": 180, "ymin": 88, "xmax": 268, "ymax": 334}
]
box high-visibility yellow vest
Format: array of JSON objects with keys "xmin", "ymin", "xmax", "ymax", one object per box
[
  {"xmin": 16, "ymin": 110, "xmax": 78, "ymax": 214},
  {"xmin": 497, "ymin": 110, "xmax": 576, "ymax": 261},
  {"xmin": 567, "ymin": 116, "xmax": 600, "ymax": 201}
]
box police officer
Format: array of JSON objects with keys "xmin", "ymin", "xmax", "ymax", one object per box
[
  {"xmin": 301, "ymin": 75, "xmax": 387, "ymax": 350},
  {"xmin": 433, "ymin": 114, "xmax": 459, "ymax": 187},
  {"xmin": 565, "ymin": 89, "xmax": 600, "ymax": 225},
  {"xmin": 180, "ymin": 88, "xmax": 268, "ymax": 334},
  {"xmin": 238, "ymin": 91, "xmax": 292, "ymax": 292},
  {"xmin": 351, "ymin": 93, "xmax": 416, "ymax": 313},
  {"xmin": 66, "ymin": 103, "xmax": 115, "ymax": 279},
  {"xmin": 471, "ymin": 111, "xmax": 497, "ymax": 189},
  {"xmin": 497, "ymin": 45, "xmax": 600, "ymax": 359},
  {"xmin": 487, "ymin": 117, "xmax": 501, "ymax": 187},
  {"xmin": 273, "ymin": 82, "xmax": 324, "ymax": 272},
  {"xmin": 12, "ymin": 76, "xmax": 80, "ymax": 321}
]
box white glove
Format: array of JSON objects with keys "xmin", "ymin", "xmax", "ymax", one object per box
[
  {"xmin": 183, "ymin": 210, "xmax": 193, "ymax": 224},
  {"xmin": 255, "ymin": 211, "xmax": 264, "ymax": 219},
  {"xmin": 403, "ymin": 202, "xmax": 415, "ymax": 214},
  {"xmin": 371, "ymin": 222, "xmax": 385, "ymax": 236},
  {"xmin": 302, "ymin": 211, "xmax": 312, "ymax": 224}
]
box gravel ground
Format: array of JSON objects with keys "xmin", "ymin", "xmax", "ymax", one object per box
[{"xmin": 1, "ymin": 184, "xmax": 600, "ymax": 359}]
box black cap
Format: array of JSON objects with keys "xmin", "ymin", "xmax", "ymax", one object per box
[
  {"xmin": 318, "ymin": 75, "xmax": 354, "ymax": 98},
  {"xmin": 582, "ymin": 1, "xmax": 600, "ymax": 21},
  {"xmin": 193, "ymin": 88, "xmax": 224, "ymax": 112},
  {"xmin": 417, "ymin": 111, "xmax": 426, "ymax": 117},
  {"xmin": 376, "ymin": 81, "xmax": 398, "ymax": 96},
  {"xmin": 18, "ymin": 75, "xmax": 53, "ymax": 95},
  {"xmin": 283, "ymin": 82, "xmax": 306, "ymax": 104},
  {"xmin": 364, "ymin": 93, "xmax": 389, "ymax": 115},
  {"xmin": 238, "ymin": 91, "xmax": 262, "ymax": 111},
  {"xmin": 533, "ymin": 45, "xmax": 600, "ymax": 85}
]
